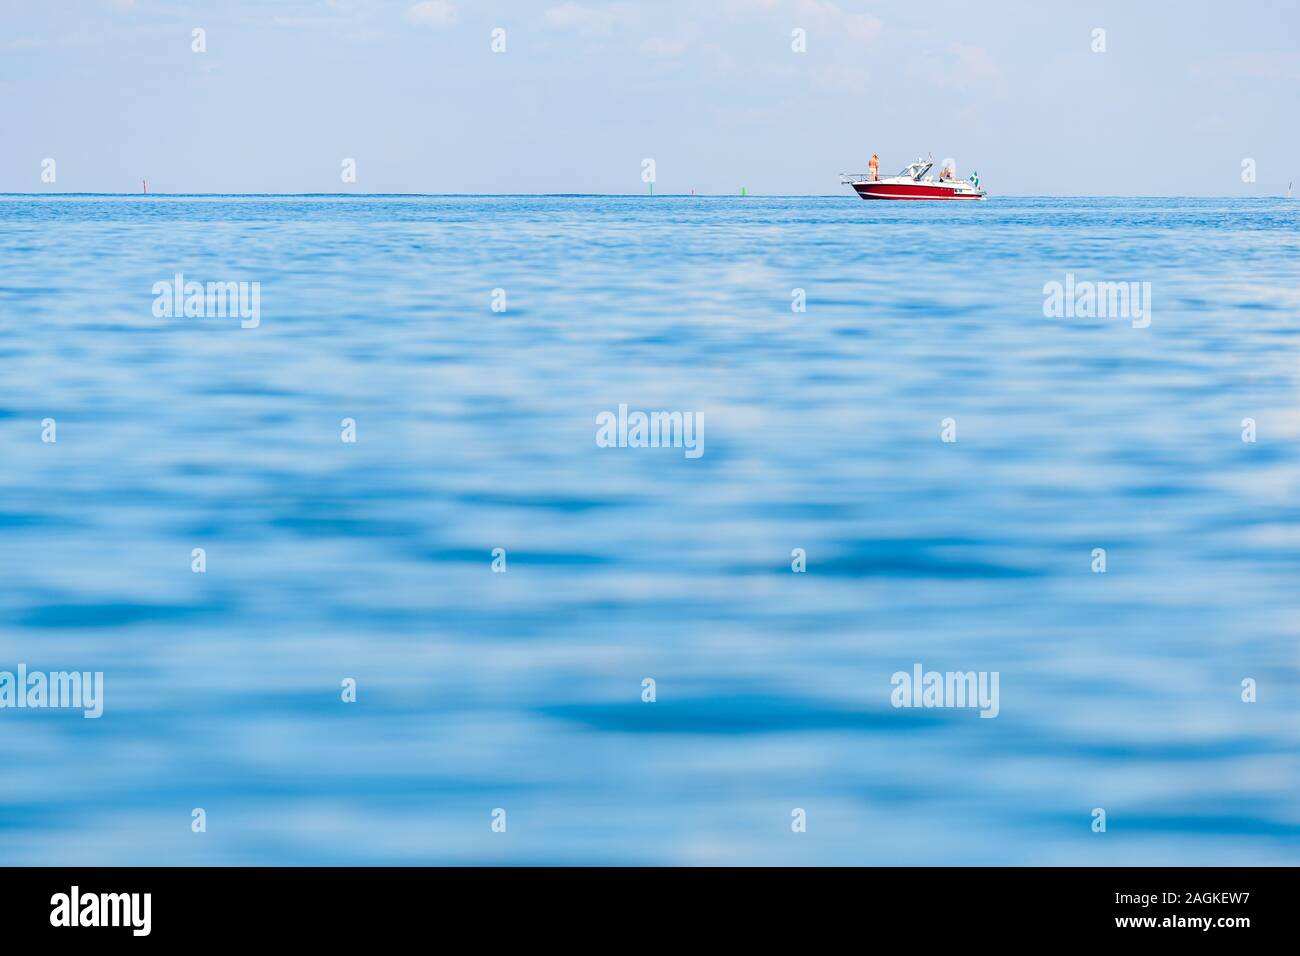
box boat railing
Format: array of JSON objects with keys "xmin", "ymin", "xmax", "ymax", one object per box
[{"xmin": 839, "ymin": 172, "xmax": 872, "ymax": 183}]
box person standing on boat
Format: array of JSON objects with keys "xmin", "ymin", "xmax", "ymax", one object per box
[{"xmin": 869, "ymin": 153, "xmax": 880, "ymax": 181}]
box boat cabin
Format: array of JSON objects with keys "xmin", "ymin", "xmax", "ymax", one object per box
[{"xmin": 897, "ymin": 160, "xmax": 934, "ymax": 181}]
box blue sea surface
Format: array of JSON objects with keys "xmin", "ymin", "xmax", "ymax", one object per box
[{"xmin": 1, "ymin": 195, "xmax": 1298, "ymax": 865}]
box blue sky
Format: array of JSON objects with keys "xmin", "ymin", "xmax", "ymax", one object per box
[{"xmin": 2, "ymin": 0, "xmax": 1297, "ymax": 194}]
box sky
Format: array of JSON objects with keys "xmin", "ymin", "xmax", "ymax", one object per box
[{"xmin": 1, "ymin": 0, "xmax": 1297, "ymax": 195}]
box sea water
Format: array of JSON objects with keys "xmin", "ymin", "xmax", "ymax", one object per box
[{"xmin": 1, "ymin": 195, "xmax": 1297, "ymax": 864}]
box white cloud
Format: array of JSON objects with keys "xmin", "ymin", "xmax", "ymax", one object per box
[
  {"xmin": 1189, "ymin": 52, "xmax": 1300, "ymax": 85},
  {"xmin": 947, "ymin": 42, "xmax": 1006, "ymax": 95},
  {"xmin": 723, "ymin": 0, "xmax": 780, "ymax": 12},
  {"xmin": 544, "ymin": 3, "xmax": 617, "ymax": 35},
  {"xmin": 842, "ymin": 14, "xmax": 882, "ymax": 44},
  {"xmin": 813, "ymin": 63, "xmax": 870, "ymax": 94},
  {"xmin": 641, "ymin": 36, "xmax": 689, "ymax": 58},
  {"xmin": 408, "ymin": 1, "xmax": 457, "ymax": 27},
  {"xmin": 796, "ymin": 0, "xmax": 881, "ymax": 45}
]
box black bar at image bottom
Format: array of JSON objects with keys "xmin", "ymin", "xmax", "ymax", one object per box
[{"xmin": 0, "ymin": 867, "xmax": 1283, "ymax": 941}]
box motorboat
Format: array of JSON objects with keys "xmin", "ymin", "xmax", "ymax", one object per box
[{"xmin": 841, "ymin": 159, "xmax": 986, "ymax": 200}]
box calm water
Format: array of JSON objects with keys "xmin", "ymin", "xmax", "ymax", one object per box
[{"xmin": 1, "ymin": 195, "xmax": 1298, "ymax": 865}]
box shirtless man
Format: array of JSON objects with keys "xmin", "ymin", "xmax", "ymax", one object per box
[{"xmin": 868, "ymin": 153, "xmax": 880, "ymax": 181}]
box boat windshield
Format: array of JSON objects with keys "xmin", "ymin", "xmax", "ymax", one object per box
[{"xmin": 897, "ymin": 161, "xmax": 933, "ymax": 180}]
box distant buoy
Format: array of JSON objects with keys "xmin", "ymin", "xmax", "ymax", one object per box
[{"xmin": 142, "ymin": 179, "xmax": 147, "ymax": 195}]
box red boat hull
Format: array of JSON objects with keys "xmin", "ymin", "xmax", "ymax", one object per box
[{"xmin": 852, "ymin": 182, "xmax": 983, "ymax": 200}]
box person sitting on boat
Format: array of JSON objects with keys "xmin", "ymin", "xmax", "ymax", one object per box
[
  {"xmin": 868, "ymin": 153, "xmax": 880, "ymax": 181},
  {"xmin": 939, "ymin": 164, "xmax": 955, "ymax": 181}
]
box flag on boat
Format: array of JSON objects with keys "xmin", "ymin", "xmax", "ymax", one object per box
[{"xmin": 971, "ymin": 171, "xmax": 980, "ymax": 188}]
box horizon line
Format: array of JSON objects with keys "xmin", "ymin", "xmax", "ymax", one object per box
[{"xmin": 1, "ymin": 192, "xmax": 1294, "ymax": 200}]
